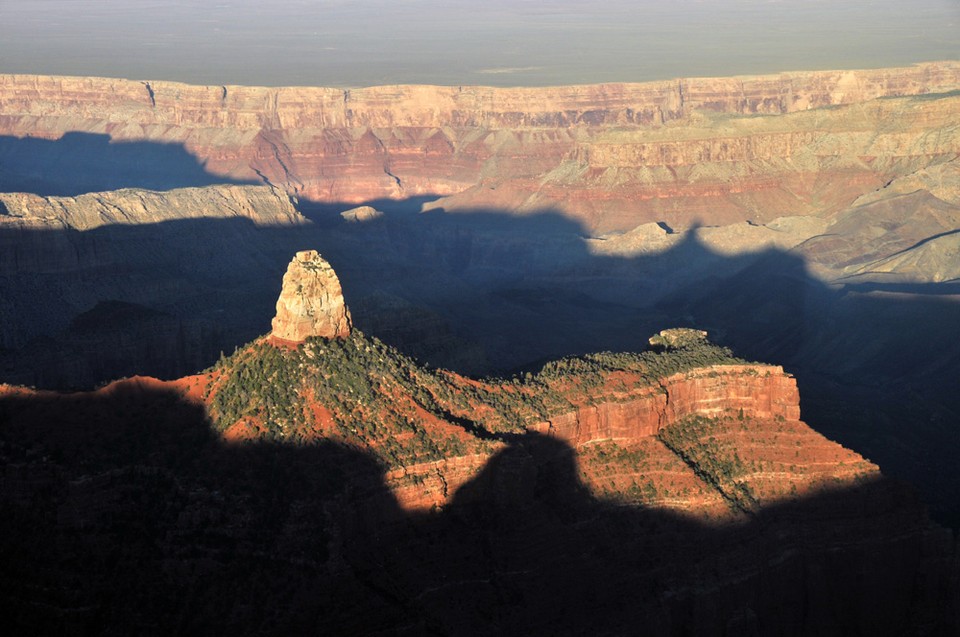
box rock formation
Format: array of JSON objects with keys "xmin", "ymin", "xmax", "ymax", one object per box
[
  {"xmin": 340, "ymin": 205, "xmax": 384, "ymax": 223},
  {"xmin": 526, "ymin": 364, "xmax": 801, "ymax": 448},
  {"xmin": 2, "ymin": 63, "xmax": 960, "ymax": 541},
  {"xmin": 0, "ymin": 319, "xmax": 955, "ymax": 634},
  {"xmin": 270, "ymin": 250, "xmax": 351, "ymax": 342},
  {"xmin": 2, "ymin": 63, "xmax": 959, "ymax": 232},
  {"xmin": 0, "ymin": 184, "xmax": 309, "ymax": 387},
  {"xmin": 648, "ymin": 327, "xmax": 709, "ymax": 351}
]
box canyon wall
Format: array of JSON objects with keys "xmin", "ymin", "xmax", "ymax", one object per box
[
  {"xmin": 2, "ymin": 62, "xmax": 959, "ymax": 231},
  {"xmin": 3, "ymin": 64, "xmax": 960, "ymax": 533},
  {"xmin": 529, "ymin": 364, "xmax": 799, "ymax": 447},
  {"xmin": 4, "ymin": 63, "xmax": 957, "ymax": 130},
  {"xmin": 0, "ymin": 184, "xmax": 308, "ymax": 387}
]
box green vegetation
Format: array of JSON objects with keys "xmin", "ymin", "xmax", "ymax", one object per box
[
  {"xmin": 204, "ymin": 329, "xmax": 747, "ymax": 468},
  {"xmin": 535, "ymin": 336, "xmax": 744, "ymax": 389},
  {"xmin": 207, "ymin": 331, "xmax": 485, "ymax": 466},
  {"xmin": 210, "ymin": 343, "xmax": 304, "ymax": 432},
  {"xmin": 658, "ymin": 415, "xmax": 759, "ymax": 514}
]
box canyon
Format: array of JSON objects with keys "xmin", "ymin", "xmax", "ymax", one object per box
[
  {"xmin": 0, "ymin": 184, "xmax": 306, "ymax": 388},
  {"xmin": 0, "ymin": 260, "xmax": 955, "ymax": 634},
  {"xmin": 2, "ymin": 62, "xmax": 960, "ymax": 633},
  {"xmin": 2, "ymin": 62, "xmax": 960, "ymax": 233}
]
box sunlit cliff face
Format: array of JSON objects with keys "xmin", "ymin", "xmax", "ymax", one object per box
[{"xmin": 2, "ymin": 62, "xmax": 959, "ymax": 234}]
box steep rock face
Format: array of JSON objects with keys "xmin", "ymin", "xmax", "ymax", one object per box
[
  {"xmin": 2, "ymin": 63, "xmax": 959, "ymax": 232},
  {"xmin": 3, "ymin": 63, "xmax": 956, "ymax": 132},
  {"xmin": 529, "ymin": 365, "xmax": 799, "ymax": 447},
  {"xmin": 0, "ymin": 184, "xmax": 309, "ymax": 387},
  {"xmin": 436, "ymin": 92, "xmax": 960, "ymax": 232},
  {"xmin": 0, "ymin": 184, "xmax": 304, "ymax": 272},
  {"xmin": 661, "ymin": 365, "xmax": 801, "ymax": 423},
  {"xmin": 536, "ymin": 385, "xmax": 665, "ymax": 444},
  {"xmin": 271, "ymin": 250, "xmax": 351, "ymax": 342}
]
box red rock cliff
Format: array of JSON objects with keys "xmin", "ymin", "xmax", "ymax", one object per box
[
  {"xmin": 2, "ymin": 62, "xmax": 959, "ymax": 231},
  {"xmin": 529, "ymin": 364, "xmax": 799, "ymax": 447}
]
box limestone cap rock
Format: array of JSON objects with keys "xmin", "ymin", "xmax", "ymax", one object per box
[
  {"xmin": 340, "ymin": 205, "xmax": 384, "ymax": 223},
  {"xmin": 271, "ymin": 250, "xmax": 352, "ymax": 342},
  {"xmin": 648, "ymin": 328, "xmax": 709, "ymax": 352}
]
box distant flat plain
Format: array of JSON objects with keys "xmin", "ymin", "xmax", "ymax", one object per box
[{"xmin": 2, "ymin": 0, "xmax": 958, "ymax": 87}]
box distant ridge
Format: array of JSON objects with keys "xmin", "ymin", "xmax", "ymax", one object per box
[{"xmin": 2, "ymin": 61, "xmax": 959, "ymax": 231}]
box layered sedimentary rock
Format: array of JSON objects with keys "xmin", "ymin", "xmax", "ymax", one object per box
[
  {"xmin": 2, "ymin": 63, "xmax": 960, "ymax": 553},
  {"xmin": 0, "ymin": 183, "xmax": 304, "ymax": 273},
  {"xmin": 2, "ymin": 62, "xmax": 959, "ymax": 232},
  {"xmin": 270, "ymin": 250, "xmax": 351, "ymax": 342},
  {"xmin": 1, "ymin": 324, "xmax": 954, "ymax": 635},
  {"xmin": 527, "ymin": 365, "xmax": 799, "ymax": 448},
  {"xmin": 0, "ymin": 184, "xmax": 309, "ymax": 387}
]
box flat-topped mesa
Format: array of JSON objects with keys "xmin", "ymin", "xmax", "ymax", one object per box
[
  {"xmin": 270, "ymin": 250, "xmax": 351, "ymax": 343},
  {"xmin": 529, "ymin": 363, "xmax": 800, "ymax": 448}
]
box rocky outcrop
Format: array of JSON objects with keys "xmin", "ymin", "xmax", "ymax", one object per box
[
  {"xmin": 661, "ymin": 364, "xmax": 801, "ymax": 424},
  {"xmin": 0, "ymin": 184, "xmax": 310, "ymax": 387},
  {"xmin": 0, "ymin": 184, "xmax": 305, "ymax": 272},
  {"xmin": 270, "ymin": 250, "xmax": 351, "ymax": 342},
  {"xmin": 0, "ymin": 184, "xmax": 303, "ymax": 231},
  {"xmin": 340, "ymin": 205, "xmax": 383, "ymax": 223},
  {"xmin": 528, "ymin": 364, "xmax": 800, "ymax": 447},
  {"xmin": 648, "ymin": 327, "xmax": 708, "ymax": 350},
  {"xmin": 2, "ymin": 63, "xmax": 959, "ymax": 232}
]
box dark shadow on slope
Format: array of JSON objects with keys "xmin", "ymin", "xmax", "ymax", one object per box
[
  {"xmin": 297, "ymin": 194, "xmax": 441, "ymax": 225},
  {"xmin": 0, "ymin": 385, "xmax": 955, "ymax": 635},
  {"xmin": 0, "ymin": 214, "xmax": 325, "ymax": 388},
  {"xmin": 0, "ymin": 133, "xmax": 259, "ymax": 196},
  {"xmin": 840, "ymin": 281, "xmax": 960, "ymax": 295},
  {"xmin": 3, "ymin": 200, "xmax": 960, "ymax": 526}
]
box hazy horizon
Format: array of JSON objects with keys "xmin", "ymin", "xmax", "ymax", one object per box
[{"xmin": 2, "ymin": 0, "xmax": 959, "ymax": 88}]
